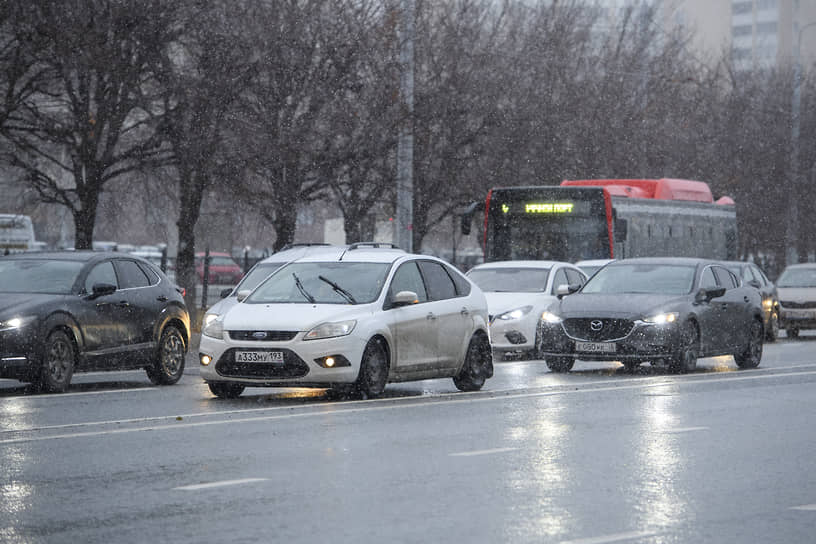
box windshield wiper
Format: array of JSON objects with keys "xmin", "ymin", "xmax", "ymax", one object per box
[
  {"xmin": 292, "ymin": 273, "xmax": 316, "ymax": 303},
  {"xmin": 319, "ymin": 275, "xmax": 357, "ymax": 304}
]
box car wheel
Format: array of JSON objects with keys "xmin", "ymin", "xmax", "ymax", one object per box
[
  {"xmin": 453, "ymin": 333, "xmax": 492, "ymax": 392},
  {"xmin": 669, "ymin": 321, "xmax": 699, "ymax": 374},
  {"xmin": 208, "ymin": 382, "xmax": 245, "ymax": 398},
  {"xmin": 786, "ymin": 327, "xmax": 799, "ymax": 339},
  {"xmin": 765, "ymin": 310, "xmax": 779, "ymax": 342},
  {"xmin": 355, "ymin": 338, "xmax": 389, "ymax": 399},
  {"xmin": 38, "ymin": 330, "xmax": 76, "ymax": 393},
  {"xmin": 146, "ymin": 325, "xmax": 186, "ymax": 385},
  {"xmin": 735, "ymin": 318, "xmax": 763, "ymax": 369},
  {"xmin": 622, "ymin": 361, "xmax": 640, "ymax": 373},
  {"xmin": 545, "ymin": 356, "xmax": 574, "ymax": 372}
]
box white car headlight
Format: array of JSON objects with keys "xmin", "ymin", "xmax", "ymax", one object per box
[
  {"xmin": 202, "ymin": 316, "xmax": 224, "ymax": 339},
  {"xmin": 643, "ymin": 312, "xmax": 678, "ymax": 325},
  {"xmin": 304, "ymin": 320, "xmax": 357, "ymax": 340},
  {"xmin": 0, "ymin": 315, "xmax": 37, "ymax": 332},
  {"xmin": 495, "ymin": 306, "xmax": 534, "ymax": 321},
  {"xmin": 540, "ymin": 311, "xmax": 563, "ymax": 324}
]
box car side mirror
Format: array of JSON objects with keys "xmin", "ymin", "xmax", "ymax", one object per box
[
  {"xmin": 88, "ymin": 282, "xmax": 116, "ymax": 299},
  {"xmin": 747, "ymin": 279, "xmax": 761, "ymax": 289},
  {"xmin": 392, "ymin": 290, "xmax": 419, "ymax": 307},
  {"xmin": 220, "ymin": 287, "xmax": 233, "ymax": 299},
  {"xmin": 556, "ymin": 283, "xmax": 580, "ymax": 299},
  {"xmin": 695, "ymin": 286, "xmax": 726, "ymax": 303},
  {"xmin": 236, "ymin": 289, "xmax": 251, "ymax": 302}
]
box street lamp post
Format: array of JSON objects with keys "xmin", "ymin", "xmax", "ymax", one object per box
[{"xmin": 786, "ymin": 21, "xmax": 816, "ymax": 265}]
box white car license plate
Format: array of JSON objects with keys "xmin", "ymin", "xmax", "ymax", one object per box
[
  {"xmin": 235, "ymin": 351, "xmax": 284, "ymax": 363},
  {"xmin": 575, "ymin": 342, "xmax": 616, "ymax": 353}
]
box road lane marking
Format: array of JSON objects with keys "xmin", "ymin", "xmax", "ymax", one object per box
[
  {"xmin": 662, "ymin": 426, "xmax": 709, "ymax": 433},
  {"xmin": 449, "ymin": 447, "xmax": 518, "ymax": 457},
  {"xmin": 174, "ymin": 478, "xmax": 268, "ymax": 491},
  {"xmin": 4, "ymin": 369, "xmax": 816, "ymax": 445},
  {"xmin": 790, "ymin": 504, "xmax": 816, "ymax": 511},
  {"xmin": 559, "ymin": 531, "xmax": 658, "ymax": 544},
  {"xmin": 53, "ymin": 388, "xmax": 158, "ymax": 397}
]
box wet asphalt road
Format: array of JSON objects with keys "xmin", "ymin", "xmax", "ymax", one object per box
[{"xmin": 2, "ymin": 334, "xmax": 816, "ymax": 543}]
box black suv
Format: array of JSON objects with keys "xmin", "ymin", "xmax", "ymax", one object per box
[{"xmin": 0, "ymin": 251, "xmax": 190, "ymax": 392}]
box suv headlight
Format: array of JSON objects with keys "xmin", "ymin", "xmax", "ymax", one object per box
[
  {"xmin": 643, "ymin": 312, "xmax": 678, "ymax": 325},
  {"xmin": 304, "ymin": 320, "xmax": 356, "ymax": 340},
  {"xmin": 540, "ymin": 311, "xmax": 563, "ymax": 324},
  {"xmin": 494, "ymin": 306, "xmax": 533, "ymax": 321},
  {"xmin": 0, "ymin": 315, "xmax": 37, "ymax": 332},
  {"xmin": 202, "ymin": 316, "xmax": 224, "ymax": 339}
]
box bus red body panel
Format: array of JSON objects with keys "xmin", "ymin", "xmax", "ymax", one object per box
[{"xmin": 561, "ymin": 178, "xmax": 716, "ymax": 203}]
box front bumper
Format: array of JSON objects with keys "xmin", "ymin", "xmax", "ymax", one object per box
[
  {"xmin": 538, "ymin": 320, "xmax": 684, "ymax": 362},
  {"xmin": 489, "ymin": 315, "xmax": 538, "ymax": 356},
  {"xmin": 0, "ymin": 330, "xmax": 39, "ymax": 380},
  {"xmin": 779, "ymin": 307, "xmax": 816, "ymax": 330},
  {"xmin": 199, "ymin": 330, "xmax": 365, "ymax": 387}
]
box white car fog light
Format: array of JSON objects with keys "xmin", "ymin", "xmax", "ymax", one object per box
[{"xmin": 200, "ymin": 354, "xmax": 212, "ymax": 366}]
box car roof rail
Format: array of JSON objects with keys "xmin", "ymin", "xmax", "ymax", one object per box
[
  {"xmin": 279, "ymin": 242, "xmax": 332, "ymax": 251},
  {"xmin": 347, "ymin": 242, "xmax": 403, "ymax": 251}
]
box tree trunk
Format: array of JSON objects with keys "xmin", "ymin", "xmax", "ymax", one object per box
[
  {"xmin": 176, "ymin": 177, "xmax": 205, "ymax": 316},
  {"xmin": 73, "ymin": 180, "xmax": 100, "ymax": 250},
  {"xmin": 272, "ymin": 204, "xmax": 297, "ymax": 251}
]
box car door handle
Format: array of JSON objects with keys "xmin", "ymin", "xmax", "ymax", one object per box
[
  {"xmin": 157, "ymin": 295, "xmax": 168, "ymax": 302},
  {"xmin": 117, "ymin": 301, "xmax": 130, "ymax": 307},
  {"xmin": 426, "ymin": 312, "xmax": 437, "ymax": 321},
  {"xmin": 460, "ymin": 307, "xmax": 470, "ymax": 316},
  {"xmin": 744, "ymin": 296, "xmax": 750, "ymax": 303}
]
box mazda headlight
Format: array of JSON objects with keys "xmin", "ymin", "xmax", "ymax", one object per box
[
  {"xmin": 202, "ymin": 316, "xmax": 224, "ymax": 339},
  {"xmin": 495, "ymin": 306, "xmax": 533, "ymax": 321},
  {"xmin": 0, "ymin": 315, "xmax": 37, "ymax": 332},
  {"xmin": 540, "ymin": 311, "xmax": 563, "ymax": 324},
  {"xmin": 643, "ymin": 312, "xmax": 678, "ymax": 325},
  {"xmin": 304, "ymin": 320, "xmax": 357, "ymax": 340}
]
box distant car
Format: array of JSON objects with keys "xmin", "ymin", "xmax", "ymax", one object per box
[
  {"xmin": 722, "ymin": 260, "xmax": 779, "ymax": 341},
  {"xmin": 198, "ymin": 243, "xmax": 492, "ymax": 398},
  {"xmin": 466, "ymin": 260, "xmax": 587, "ymax": 360},
  {"xmin": 537, "ymin": 258, "xmax": 764, "ymax": 373},
  {"xmin": 202, "ymin": 244, "xmax": 339, "ymax": 328},
  {"xmin": 195, "ymin": 251, "xmax": 243, "ymax": 285},
  {"xmin": 0, "ymin": 251, "xmax": 190, "ymax": 392},
  {"xmin": 775, "ymin": 263, "xmax": 816, "ymax": 338},
  {"xmin": 575, "ymin": 259, "xmax": 615, "ymax": 278}
]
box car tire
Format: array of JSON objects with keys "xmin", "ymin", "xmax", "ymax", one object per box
[
  {"xmin": 453, "ymin": 333, "xmax": 492, "ymax": 392},
  {"xmin": 765, "ymin": 310, "xmax": 779, "ymax": 342},
  {"xmin": 622, "ymin": 361, "xmax": 641, "ymax": 373},
  {"xmin": 669, "ymin": 321, "xmax": 699, "ymax": 374},
  {"xmin": 786, "ymin": 327, "xmax": 799, "ymax": 339},
  {"xmin": 545, "ymin": 356, "xmax": 574, "ymax": 372},
  {"xmin": 354, "ymin": 338, "xmax": 389, "ymax": 399},
  {"xmin": 38, "ymin": 330, "xmax": 76, "ymax": 393},
  {"xmin": 208, "ymin": 381, "xmax": 245, "ymax": 398},
  {"xmin": 735, "ymin": 318, "xmax": 763, "ymax": 369},
  {"xmin": 146, "ymin": 325, "xmax": 186, "ymax": 385}
]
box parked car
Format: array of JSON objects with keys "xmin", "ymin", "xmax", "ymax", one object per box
[
  {"xmin": 775, "ymin": 263, "xmax": 816, "ymax": 338},
  {"xmin": 202, "ymin": 244, "xmax": 339, "ymax": 329},
  {"xmin": 574, "ymin": 259, "xmax": 615, "ymax": 278},
  {"xmin": 537, "ymin": 258, "xmax": 764, "ymax": 373},
  {"xmin": 195, "ymin": 251, "xmax": 243, "ymax": 285},
  {"xmin": 466, "ymin": 260, "xmax": 587, "ymax": 360},
  {"xmin": 722, "ymin": 260, "xmax": 780, "ymax": 341},
  {"xmin": 0, "ymin": 251, "xmax": 190, "ymax": 392},
  {"xmin": 198, "ymin": 243, "xmax": 492, "ymax": 398}
]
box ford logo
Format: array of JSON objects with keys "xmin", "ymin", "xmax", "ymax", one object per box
[
  {"xmin": 590, "ymin": 320, "xmax": 604, "ymax": 331},
  {"xmin": 251, "ymin": 331, "xmax": 268, "ymax": 339}
]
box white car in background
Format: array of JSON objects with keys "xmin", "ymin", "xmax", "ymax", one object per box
[
  {"xmin": 466, "ymin": 260, "xmax": 587, "ymax": 360},
  {"xmin": 198, "ymin": 244, "xmax": 492, "ymax": 398},
  {"xmin": 575, "ymin": 258, "xmax": 615, "ymax": 278}
]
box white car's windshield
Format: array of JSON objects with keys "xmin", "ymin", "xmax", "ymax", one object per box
[
  {"xmin": 582, "ymin": 263, "xmax": 696, "ymax": 295},
  {"xmin": 248, "ymin": 262, "xmax": 391, "ymax": 304},
  {"xmin": 467, "ymin": 267, "xmax": 550, "ymax": 292},
  {"xmin": 0, "ymin": 259, "xmax": 84, "ymax": 294},
  {"xmin": 235, "ymin": 262, "xmax": 286, "ymax": 292},
  {"xmin": 777, "ymin": 268, "xmax": 816, "ymax": 288}
]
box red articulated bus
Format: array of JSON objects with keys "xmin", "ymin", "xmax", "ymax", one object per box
[{"xmin": 462, "ymin": 179, "xmax": 737, "ymax": 263}]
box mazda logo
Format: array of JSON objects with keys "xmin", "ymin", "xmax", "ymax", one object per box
[
  {"xmin": 252, "ymin": 331, "xmax": 268, "ymax": 339},
  {"xmin": 590, "ymin": 320, "xmax": 604, "ymax": 331}
]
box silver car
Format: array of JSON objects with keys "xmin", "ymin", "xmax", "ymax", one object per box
[{"xmin": 776, "ymin": 263, "xmax": 816, "ymax": 338}]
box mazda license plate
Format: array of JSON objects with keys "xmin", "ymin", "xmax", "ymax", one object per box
[
  {"xmin": 235, "ymin": 351, "xmax": 284, "ymax": 363},
  {"xmin": 575, "ymin": 342, "xmax": 616, "ymax": 353}
]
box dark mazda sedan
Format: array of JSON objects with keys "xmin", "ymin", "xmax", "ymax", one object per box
[
  {"xmin": 0, "ymin": 251, "xmax": 190, "ymax": 392},
  {"xmin": 536, "ymin": 258, "xmax": 764, "ymax": 373}
]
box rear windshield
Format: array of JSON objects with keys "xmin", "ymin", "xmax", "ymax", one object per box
[
  {"xmin": 0, "ymin": 259, "xmax": 84, "ymax": 294},
  {"xmin": 777, "ymin": 268, "xmax": 816, "ymax": 288},
  {"xmin": 467, "ymin": 267, "xmax": 550, "ymax": 292},
  {"xmin": 248, "ymin": 262, "xmax": 391, "ymax": 304},
  {"xmin": 582, "ymin": 263, "xmax": 696, "ymax": 295}
]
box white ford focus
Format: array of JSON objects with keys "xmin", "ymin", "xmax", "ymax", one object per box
[{"xmin": 198, "ymin": 244, "xmax": 492, "ymax": 398}]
